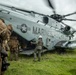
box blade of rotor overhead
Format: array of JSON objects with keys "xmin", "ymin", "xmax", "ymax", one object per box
[
  {"xmin": 61, "ymin": 21, "xmax": 69, "ymax": 26},
  {"xmin": 63, "ymin": 12, "xmax": 76, "ymax": 17},
  {"xmin": 62, "ymin": 18, "xmax": 76, "ymax": 21},
  {"xmin": 44, "ymin": 0, "xmax": 56, "ymax": 13},
  {"xmin": 47, "ymin": 0, "xmax": 54, "ymax": 9},
  {"xmin": 0, "ymin": 3, "xmax": 31, "ymax": 13},
  {"xmin": 0, "ymin": 3, "xmax": 47, "ymax": 16}
]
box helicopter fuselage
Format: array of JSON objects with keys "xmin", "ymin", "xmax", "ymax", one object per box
[{"xmin": 0, "ymin": 4, "xmax": 76, "ymax": 55}]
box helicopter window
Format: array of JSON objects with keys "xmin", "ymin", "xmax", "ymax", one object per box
[{"xmin": 43, "ymin": 16, "xmax": 49, "ymax": 24}]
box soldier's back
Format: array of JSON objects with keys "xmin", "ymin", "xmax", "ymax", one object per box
[{"xmin": 9, "ymin": 36, "xmax": 19, "ymax": 49}]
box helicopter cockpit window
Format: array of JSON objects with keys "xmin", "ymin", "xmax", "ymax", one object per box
[{"xmin": 43, "ymin": 16, "xmax": 49, "ymax": 25}]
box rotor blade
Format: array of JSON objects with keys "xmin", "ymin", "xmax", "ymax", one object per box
[
  {"xmin": 44, "ymin": 0, "xmax": 55, "ymax": 9},
  {"xmin": 0, "ymin": 3, "xmax": 47, "ymax": 16},
  {"xmin": 0, "ymin": 3, "xmax": 31, "ymax": 13},
  {"xmin": 44, "ymin": 0, "xmax": 56, "ymax": 14},
  {"xmin": 47, "ymin": 0, "xmax": 54, "ymax": 9},
  {"xmin": 63, "ymin": 12, "xmax": 76, "ymax": 17},
  {"xmin": 61, "ymin": 22, "xmax": 68, "ymax": 26},
  {"xmin": 62, "ymin": 18, "xmax": 76, "ymax": 21}
]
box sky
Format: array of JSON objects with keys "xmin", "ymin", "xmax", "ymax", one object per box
[{"xmin": 0, "ymin": 0, "xmax": 76, "ymax": 28}]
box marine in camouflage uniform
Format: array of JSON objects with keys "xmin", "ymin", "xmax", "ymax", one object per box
[
  {"xmin": 32, "ymin": 35, "xmax": 43, "ymax": 61},
  {"xmin": 0, "ymin": 19, "xmax": 12, "ymax": 75},
  {"xmin": 0, "ymin": 58, "xmax": 2, "ymax": 75},
  {"xmin": 0, "ymin": 43, "xmax": 2, "ymax": 75},
  {"xmin": 8, "ymin": 36, "xmax": 20, "ymax": 61}
]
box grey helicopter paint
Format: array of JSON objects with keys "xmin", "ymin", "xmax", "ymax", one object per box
[{"xmin": 0, "ymin": 0, "xmax": 76, "ymax": 55}]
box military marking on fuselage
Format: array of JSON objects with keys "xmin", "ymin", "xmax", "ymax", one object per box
[
  {"xmin": 32, "ymin": 26, "xmax": 45, "ymax": 35},
  {"xmin": 17, "ymin": 24, "xmax": 31, "ymax": 33},
  {"xmin": 21, "ymin": 24, "xmax": 27, "ymax": 33}
]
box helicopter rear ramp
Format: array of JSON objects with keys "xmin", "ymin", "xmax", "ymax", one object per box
[
  {"xmin": 20, "ymin": 49, "xmax": 34, "ymax": 55},
  {"xmin": 20, "ymin": 49, "xmax": 47, "ymax": 55}
]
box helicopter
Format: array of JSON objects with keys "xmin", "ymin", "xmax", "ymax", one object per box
[{"xmin": 0, "ymin": 0, "xmax": 76, "ymax": 55}]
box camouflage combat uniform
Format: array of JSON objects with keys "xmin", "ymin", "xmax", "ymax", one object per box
[
  {"xmin": 34, "ymin": 38, "xmax": 43, "ymax": 61},
  {"xmin": 8, "ymin": 36, "xmax": 20, "ymax": 61},
  {"xmin": 0, "ymin": 58, "xmax": 2, "ymax": 75},
  {"xmin": 0, "ymin": 46, "xmax": 2, "ymax": 75},
  {"xmin": 0, "ymin": 41, "xmax": 9, "ymax": 75},
  {"xmin": 0, "ymin": 19, "xmax": 12, "ymax": 75}
]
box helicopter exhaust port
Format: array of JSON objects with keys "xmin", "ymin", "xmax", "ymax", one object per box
[
  {"xmin": 61, "ymin": 26, "xmax": 71, "ymax": 35},
  {"xmin": 64, "ymin": 26, "xmax": 71, "ymax": 31}
]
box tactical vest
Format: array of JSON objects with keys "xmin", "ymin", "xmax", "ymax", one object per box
[
  {"xmin": 36, "ymin": 40, "xmax": 43, "ymax": 50},
  {"xmin": 8, "ymin": 38, "xmax": 19, "ymax": 51}
]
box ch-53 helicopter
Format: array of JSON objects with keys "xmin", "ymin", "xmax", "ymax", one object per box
[{"xmin": 0, "ymin": 0, "xmax": 76, "ymax": 55}]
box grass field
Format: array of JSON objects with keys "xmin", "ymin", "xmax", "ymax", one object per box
[{"xmin": 5, "ymin": 50, "xmax": 76, "ymax": 75}]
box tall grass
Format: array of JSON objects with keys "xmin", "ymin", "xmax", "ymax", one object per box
[{"xmin": 5, "ymin": 50, "xmax": 76, "ymax": 75}]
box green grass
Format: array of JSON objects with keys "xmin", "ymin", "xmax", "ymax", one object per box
[{"xmin": 5, "ymin": 50, "xmax": 76, "ymax": 75}]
